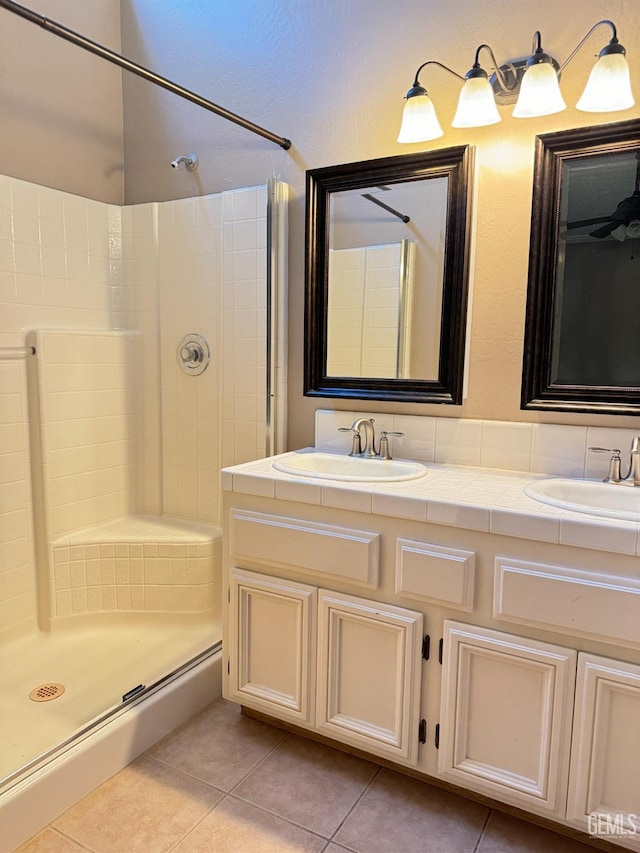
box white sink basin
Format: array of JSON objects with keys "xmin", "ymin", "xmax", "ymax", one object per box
[
  {"xmin": 525, "ymin": 478, "xmax": 640, "ymax": 522},
  {"xmin": 272, "ymin": 450, "xmax": 427, "ymax": 482}
]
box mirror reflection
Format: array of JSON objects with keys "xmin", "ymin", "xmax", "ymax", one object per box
[
  {"xmin": 305, "ymin": 147, "xmax": 473, "ymax": 404},
  {"xmin": 555, "ymin": 150, "xmax": 640, "ymax": 386},
  {"xmin": 522, "ymin": 119, "xmax": 640, "ymax": 414},
  {"xmin": 327, "ymin": 178, "xmax": 448, "ymax": 380}
]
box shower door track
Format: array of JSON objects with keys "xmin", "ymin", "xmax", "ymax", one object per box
[
  {"xmin": 0, "ymin": 640, "xmax": 222, "ymax": 797},
  {"xmin": 0, "ymin": 0, "xmax": 292, "ymax": 150}
]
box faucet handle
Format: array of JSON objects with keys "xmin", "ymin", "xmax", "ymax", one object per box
[
  {"xmin": 338, "ymin": 426, "xmax": 362, "ymax": 456},
  {"xmin": 588, "ymin": 447, "xmax": 622, "ymax": 483},
  {"xmin": 378, "ymin": 431, "xmax": 404, "ymax": 460}
]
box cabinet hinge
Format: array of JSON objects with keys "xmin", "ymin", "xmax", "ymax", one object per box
[
  {"xmin": 418, "ymin": 718, "xmax": 427, "ymax": 744},
  {"xmin": 438, "ymin": 638, "xmax": 443, "ymax": 664},
  {"xmin": 435, "ymin": 723, "xmax": 440, "ymax": 749},
  {"xmin": 421, "ymin": 634, "xmax": 430, "ymax": 661}
]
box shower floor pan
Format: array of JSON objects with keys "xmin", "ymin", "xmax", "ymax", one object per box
[{"xmin": 0, "ymin": 614, "xmax": 219, "ymax": 787}]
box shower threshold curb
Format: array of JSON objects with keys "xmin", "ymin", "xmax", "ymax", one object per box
[{"xmin": 1, "ymin": 645, "xmax": 223, "ymax": 853}]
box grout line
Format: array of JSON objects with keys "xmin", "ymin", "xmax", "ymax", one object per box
[
  {"xmin": 46, "ymin": 826, "xmax": 95, "ymax": 852},
  {"xmin": 472, "ymin": 808, "xmax": 493, "ymax": 853},
  {"xmin": 141, "ymin": 752, "xmax": 229, "ymax": 796},
  {"xmin": 223, "ymin": 789, "xmax": 331, "ymax": 844},
  {"xmin": 166, "ymin": 794, "xmax": 227, "ymax": 853},
  {"xmin": 225, "ymin": 727, "xmax": 289, "ymax": 795},
  {"xmin": 327, "ymin": 764, "xmax": 381, "ymax": 843}
]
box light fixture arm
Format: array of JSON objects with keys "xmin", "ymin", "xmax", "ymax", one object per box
[
  {"xmin": 559, "ymin": 19, "xmax": 620, "ymax": 73},
  {"xmin": 411, "ymin": 60, "xmax": 465, "ymax": 89},
  {"xmin": 473, "ymin": 44, "xmax": 517, "ymax": 94}
]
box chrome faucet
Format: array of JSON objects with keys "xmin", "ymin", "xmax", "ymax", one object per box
[
  {"xmin": 339, "ymin": 418, "xmax": 377, "ymax": 457},
  {"xmin": 589, "ymin": 436, "xmax": 640, "ymax": 485},
  {"xmin": 338, "ymin": 419, "xmax": 406, "ymax": 460},
  {"xmin": 350, "ymin": 418, "xmax": 377, "ymax": 457}
]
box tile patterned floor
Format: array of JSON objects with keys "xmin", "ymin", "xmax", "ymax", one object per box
[{"xmin": 18, "ymin": 699, "xmax": 599, "ymax": 853}]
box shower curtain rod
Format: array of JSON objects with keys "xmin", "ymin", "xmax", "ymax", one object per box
[{"xmin": 0, "ymin": 0, "xmax": 292, "ymax": 151}]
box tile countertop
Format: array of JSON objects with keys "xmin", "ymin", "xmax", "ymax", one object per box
[{"xmin": 221, "ymin": 450, "xmax": 640, "ymax": 558}]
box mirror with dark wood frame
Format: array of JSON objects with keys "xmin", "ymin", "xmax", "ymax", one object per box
[
  {"xmin": 304, "ymin": 147, "xmax": 473, "ymax": 404},
  {"xmin": 522, "ymin": 119, "xmax": 640, "ymax": 415}
]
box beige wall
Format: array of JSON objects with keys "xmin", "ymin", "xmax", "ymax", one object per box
[
  {"xmin": 4, "ymin": 0, "xmax": 640, "ymax": 449},
  {"xmin": 0, "ymin": 0, "xmax": 124, "ymax": 204}
]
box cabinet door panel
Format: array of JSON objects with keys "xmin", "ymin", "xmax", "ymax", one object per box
[
  {"xmin": 567, "ymin": 653, "xmax": 640, "ymax": 850},
  {"xmin": 228, "ymin": 568, "xmax": 316, "ymax": 724},
  {"xmin": 316, "ymin": 590, "xmax": 423, "ymax": 766},
  {"xmin": 438, "ymin": 621, "xmax": 576, "ymax": 817}
]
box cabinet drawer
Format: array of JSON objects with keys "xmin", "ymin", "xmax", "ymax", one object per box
[
  {"xmin": 494, "ymin": 557, "xmax": 640, "ymax": 647},
  {"xmin": 230, "ymin": 509, "xmax": 379, "ymax": 587},
  {"xmin": 396, "ymin": 538, "xmax": 475, "ymax": 611}
]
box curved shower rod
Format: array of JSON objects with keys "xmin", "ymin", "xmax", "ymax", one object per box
[{"xmin": 0, "ymin": 0, "xmax": 292, "ymax": 151}]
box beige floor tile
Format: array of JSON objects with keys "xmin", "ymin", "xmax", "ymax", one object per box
[
  {"xmin": 16, "ymin": 828, "xmax": 86, "ymax": 853},
  {"xmin": 52, "ymin": 754, "xmax": 223, "ymax": 853},
  {"xmin": 174, "ymin": 796, "xmax": 327, "ymax": 852},
  {"xmin": 333, "ymin": 768, "xmax": 489, "ymax": 853},
  {"xmin": 477, "ymin": 811, "xmax": 597, "ymax": 852},
  {"xmin": 147, "ymin": 698, "xmax": 285, "ymax": 790},
  {"xmin": 232, "ymin": 734, "xmax": 378, "ymax": 837}
]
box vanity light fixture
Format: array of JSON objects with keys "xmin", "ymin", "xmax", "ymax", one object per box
[{"xmin": 398, "ymin": 19, "xmax": 635, "ymax": 143}]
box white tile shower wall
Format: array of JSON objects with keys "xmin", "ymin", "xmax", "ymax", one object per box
[
  {"xmin": 36, "ymin": 330, "xmax": 140, "ymax": 540},
  {"xmin": 0, "ymin": 176, "xmax": 125, "ymax": 636},
  {"xmin": 327, "ymin": 248, "xmax": 365, "ymax": 377},
  {"xmin": 158, "ymin": 194, "xmax": 222, "ymax": 523},
  {"xmin": 156, "ymin": 185, "xmax": 269, "ymax": 523},
  {"xmin": 0, "ymin": 359, "xmax": 35, "ymax": 636},
  {"xmin": 123, "ymin": 203, "xmax": 161, "ymax": 515},
  {"xmin": 327, "ymin": 244, "xmax": 401, "ymax": 379},
  {"xmin": 315, "ymin": 409, "xmax": 640, "ymax": 480},
  {"xmin": 221, "ymin": 185, "xmax": 268, "ymax": 468}
]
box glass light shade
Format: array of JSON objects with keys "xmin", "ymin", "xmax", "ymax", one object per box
[
  {"xmin": 627, "ymin": 219, "xmax": 640, "ymax": 239},
  {"xmin": 452, "ymin": 76, "xmax": 501, "ymax": 127},
  {"xmin": 576, "ymin": 52, "xmax": 635, "ymax": 112},
  {"xmin": 397, "ymin": 93, "xmax": 444, "ymax": 143},
  {"xmin": 611, "ymin": 223, "xmax": 628, "ymax": 242},
  {"xmin": 512, "ymin": 62, "xmax": 566, "ymax": 118}
]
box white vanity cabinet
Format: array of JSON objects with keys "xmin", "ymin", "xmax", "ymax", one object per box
[
  {"xmin": 227, "ymin": 567, "xmax": 423, "ymax": 765},
  {"xmin": 222, "ymin": 482, "xmax": 640, "ymax": 849}
]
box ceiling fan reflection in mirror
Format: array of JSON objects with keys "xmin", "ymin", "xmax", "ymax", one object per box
[{"xmin": 566, "ymin": 150, "xmax": 640, "ymax": 241}]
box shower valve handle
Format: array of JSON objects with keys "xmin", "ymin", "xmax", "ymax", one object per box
[{"xmin": 181, "ymin": 344, "xmax": 203, "ymax": 364}]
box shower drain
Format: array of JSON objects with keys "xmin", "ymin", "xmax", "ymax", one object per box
[{"xmin": 29, "ymin": 683, "xmax": 65, "ymax": 702}]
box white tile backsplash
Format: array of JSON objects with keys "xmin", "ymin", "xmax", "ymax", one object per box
[
  {"xmin": 480, "ymin": 421, "xmax": 533, "ymax": 472},
  {"xmin": 530, "ymin": 424, "xmax": 587, "ymax": 477},
  {"xmin": 435, "ymin": 418, "xmax": 483, "ymax": 466},
  {"xmin": 315, "ymin": 410, "xmax": 640, "ymax": 480}
]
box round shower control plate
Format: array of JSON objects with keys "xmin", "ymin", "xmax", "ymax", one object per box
[{"xmin": 177, "ymin": 333, "xmax": 210, "ymax": 376}]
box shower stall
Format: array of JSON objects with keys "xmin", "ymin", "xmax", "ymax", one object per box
[{"xmin": 0, "ymin": 174, "xmax": 288, "ymax": 848}]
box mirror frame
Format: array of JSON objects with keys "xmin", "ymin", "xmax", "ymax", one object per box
[
  {"xmin": 304, "ymin": 146, "xmax": 473, "ymax": 404},
  {"xmin": 522, "ymin": 118, "xmax": 640, "ymax": 415}
]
